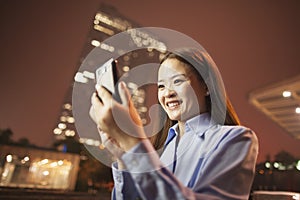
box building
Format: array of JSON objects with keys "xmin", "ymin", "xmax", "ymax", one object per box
[
  {"xmin": 0, "ymin": 145, "xmax": 80, "ymax": 190},
  {"xmin": 53, "ymin": 3, "xmax": 166, "ymax": 151}
]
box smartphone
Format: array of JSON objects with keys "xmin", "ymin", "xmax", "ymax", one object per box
[{"xmin": 95, "ymin": 58, "xmax": 121, "ymax": 103}]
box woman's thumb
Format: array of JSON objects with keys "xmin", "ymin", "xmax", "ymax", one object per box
[{"xmin": 118, "ymin": 81, "xmax": 130, "ymax": 107}]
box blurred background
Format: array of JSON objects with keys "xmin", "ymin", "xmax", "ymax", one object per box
[{"xmin": 0, "ymin": 0, "xmax": 299, "ymax": 199}]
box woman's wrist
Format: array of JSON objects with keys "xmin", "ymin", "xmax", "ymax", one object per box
[{"xmin": 120, "ymin": 136, "xmax": 141, "ymax": 152}]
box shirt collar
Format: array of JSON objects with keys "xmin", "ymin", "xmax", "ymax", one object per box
[
  {"xmin": 164, "ymin": 112, "xmax": 214, "ymax": 146},
  {"xmin": 185, "ymin": 112, "xmax": 213, "ymax": 137}
]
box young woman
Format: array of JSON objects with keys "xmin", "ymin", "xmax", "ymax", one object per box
[{"xmin": 90, "ymin": 48, "xmax": 259, "ymax": 199}]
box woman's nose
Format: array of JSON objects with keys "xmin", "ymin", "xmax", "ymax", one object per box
[{"xmin": 164, "ymin": 87, "xmax": 177, "ymax": 98}]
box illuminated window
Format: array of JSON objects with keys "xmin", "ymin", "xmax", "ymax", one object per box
[{"xmin": 282, "ymin": 90, "xmax": 292, "ymax": 97}]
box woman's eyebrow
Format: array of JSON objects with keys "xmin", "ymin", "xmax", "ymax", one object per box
[{"xmin": 158, "ymin": 74, "xmax": 187, "ymax": 83}]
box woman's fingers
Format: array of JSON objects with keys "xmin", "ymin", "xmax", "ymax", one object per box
[
  {"xmin": 99, "ymin": 131, "xmax": 125, "ymax": 158},
  {"xmin": 96, "ymin": 84, "xmax": 113, "ymax": 106},
  {"xmin": 118, "ymin": 81, "xmax": 130, "ymax": 107}
]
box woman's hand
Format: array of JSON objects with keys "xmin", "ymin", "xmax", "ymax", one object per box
[{"xmin": 89, "ymin": 82, "xmax": 146, "ymax": 152}]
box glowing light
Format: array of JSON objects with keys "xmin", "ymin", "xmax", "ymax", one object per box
[
  {"xmin": 63, "ymin": 103, "xmax": 72, "ymax": 110},
  {"xmin": 127, "ymin": 82, "xmax": 138, "ymax": 90},
  {"xmin": 295, "ymin": 107, "xmax": 300, "ymax": 114},
  {"xmin": 93, "ymin": 19, "xmax": 99, "ymax": 25},
  {"xmin": 6, "ymin": 155, "xmax": 13, "ymax": 163},
  {"xmin": 93, "ymin": 24, "xmax": 114, "ymax": 35},
  {"xmin": 65, "ymin": 130, "xmax": 75, "ymax": 137},
  {"xmin": 139, "ymin": 106, "xmax": 148, "ymax": 113},
  {"xmin": 83, "ymin": 70, "xmax": 95, "ymax": 80},
  {"xmin": 141, "ymin": 119, "xmax": 147, "ymax": 125},
  {"xmin": 282, "ymin": 90, "xmax": 292, "ymax": 97},
  {"xmin": 85, "ymin": 139, "xmax": 94, "ymax": 146},
  {"xmin": 58, "ymin": 123, "xmax": 66, "ymax": 129},
  {"xmin": 24, "ymin": 156, "xmax": 30, "ymax": 162},
  {"xmin": 53, "ymin": 128, "xmax": 62, "ymax": 135},
  {"xmin": 293, "ymin": 194, "xmax": 300, "ymax": 200},
  {"xmin": 95, "ymin": 12, "xmax": 130, "ymax": 31},
  {"xmin": 123, "ymin": 55, "xmax": 130, "ymax": 61},
  {"xmin": 273, "ymin": 162, "xmax": 279, "ymax": 168},
  {"xmin": 79, "ymin": 138, "xmax": 85, "ymax": 143},
  {"xmin": 58, "ymin": 160, "xmax": 64, "ymax": 166},
  {"xmin": 40, "ymin": 159, "xmax": 49, "ymax": 165},
  {"xmin": 42, "ymin": 171, "xmax": 49, "ymax": 176},
  {"xmin": 94, "ymin": 140, "xmax": 100, "ymax": 146},
  {"xmin": 74, "ymin": 72, "xmax": 88, "ymax": 83},
  {"xmin": 50, "ymin": 162, "xmax": 58, "ymax": 167},
  {"xmin": 123, "ymin": 66, "xmax": 130, "ymax": 72},
  {"xmin": 79, "ymin": 138, "xmax": 101, "ymax": 146},
  {"xmin": 265, "ymin": 162, "xmax": 271, "ymax": 168},
  {"xmin": 296, "ymin": 160, "xmax": 300, "ymax": 171},
  {"xmin": 91, "ymin": 39, "xmax": 100, "ymax": 47},
  {"xmin": 60, "ymin": 116, "xmax": 67, "ymax": 122},
  {"xmin": 67, "ymin": 116, "xmax": 75, "ymax": 123}
]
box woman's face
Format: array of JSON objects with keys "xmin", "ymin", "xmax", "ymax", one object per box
[{"xmin": 158, "ymin": 58, "xmax": 208, "ymax": 122}]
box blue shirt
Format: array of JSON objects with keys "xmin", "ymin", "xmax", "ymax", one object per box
[{"xmin": 112, "ymin": 113, "xmax": 259, "ymax": 200}]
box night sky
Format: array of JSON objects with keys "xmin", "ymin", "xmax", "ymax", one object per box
[{"xmin": 0, "ymin": 0, "xmax": 300, "ymax": 163}]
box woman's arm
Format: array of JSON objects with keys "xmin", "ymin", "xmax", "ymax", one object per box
[
  {"xmin": 90, "ymin": 83, "xmax": 258, "ymax": 200},
  {"xmin": 113, "ymin": 129, "xmax": 258, "ymax": 200}
]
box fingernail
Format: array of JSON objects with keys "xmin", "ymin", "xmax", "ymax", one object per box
[
  {"xmin": 120, "ymin": 81, "xmax": 126, "ymax": 89},
  {"xmin": 95, "ymin": 84, "xmax": 101, "ymax": 90}
]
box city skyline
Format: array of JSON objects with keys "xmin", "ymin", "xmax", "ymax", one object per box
[{"xmin": 0, "ymin": 0, "xmax": 300, "ymax": 163}]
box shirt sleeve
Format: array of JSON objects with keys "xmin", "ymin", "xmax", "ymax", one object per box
[
  {"xmin": 114, "ymin": 129, "xmax": 258, "ymax": 200},
  {"xmin": 111, "ymin": 162, "xmax": 141, "ymax": 200}
]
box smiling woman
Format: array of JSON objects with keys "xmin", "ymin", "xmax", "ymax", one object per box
[{"xmin": 89, "ymin": 47, "xmax": 259, "ymax": 199}]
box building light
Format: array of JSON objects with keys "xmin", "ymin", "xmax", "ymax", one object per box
[
  {"xmin": 6, "ymin": 155, "xmax": 13, "ymax": 163},
  {"xmin": 85, "ymin": 139, "xmax": 94, "ymax": 146},
  {"xmin": 58, "ymin": 123, "xmax": 66, "ymax": 130},
  {"xmin": 265, "ymin": 162, "xmax": 271, "ymax": 168},
  {"xmin": 53, "ymin": 128, "xmax": 62, "ymax": 135},
  {"xmin": 58, "ymin": 160, "xmax": 64, "ymax": 166},
  {"xmin": 39, "ymin": 159, "xmax": 49, "ymax": 165},
  {"xmin": 282, "ymin": 90, "xmax": 292, "ymax": 97},
  {"xmin": 63, "ymin": 103, "xmax": 72, "ymax": 110},
  {"xmin": 42, "ymin": 170, "xmax": 50, "ymax": 176},
  {"xmin": 293, "ymin": 194, "xmax": 300, "ymax": 200},
  {"xmin": 67, "ymin": 116, "xmax": 75, "ymax": 123},
  {"xmin": 93, "ymin": 24, "xmax": 114, "ymax": 35},
  {"xmin": 83, "ymin": 70, "xmax": 95, "ymax": 80},
  {"xmin": 273, "ymin": 162, "xmax": 279, "ymax": 168},
  {"xmin": 60, "ymin": 116, "xmax": 67, "ymax": 122},
  {"xmin": 296, "ymin": 160, "xmax": 300, "ymax": 171},
  {"xmin": 65, "ymin": 130, "xmax": 75, "ymax": 137},
  {"xmin": 24, "ymin": 156, "xmax": 30, "ymax": 162},
  {"xmin": 50, "ymin": 162, "xmax": 58, "ymax": 167},
  {"xmin": 91, "ymin": 39, "xmax": 100, "ymax": 47},
  {"xmin": 122, "ymin": 66, "xmax": 130, "ymax": 72},
  {"xmin": 93, "ymin": 19, "xmax": 99, "ymax": 25},
  {"xmin": 74, "ymin": 72, "xmax": 88, "ymax": 83},
  {"xmin": 295, "ymin": 107, "xmax": 300, "ymax": 114}
]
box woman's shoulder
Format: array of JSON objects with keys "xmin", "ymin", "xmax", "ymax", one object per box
[
  {"xmin": 202, "ymin": 124, "xmax": 258, "ymax": 155},
  {"xmin": 209, "ymin": 124, "xmax": 257, "ymax": 141},
  {"xmin": 220, "ymin": 124, "xmax": 252, "ymax": 133}
]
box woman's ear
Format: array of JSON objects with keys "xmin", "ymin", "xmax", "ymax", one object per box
[
  {"xmin": 204, "ymin": 86, "xmax": 210, "ymax": 96},
  {"xmin": 205, "ymin": 90, "xmax": 210, "ymax": 96}
]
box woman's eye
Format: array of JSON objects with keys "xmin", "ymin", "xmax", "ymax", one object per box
[
  {"xmin": 158, "ymin": 84, "xmax": 165, "ymax": 89},
  {"xmin": 174, "ymin": 79, "xmax": 183, "ymax": 84}
]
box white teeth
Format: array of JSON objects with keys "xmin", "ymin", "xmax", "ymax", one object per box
[{"xmin": 168, "ymin": 102, "xmax": 179, "ymax": 108}]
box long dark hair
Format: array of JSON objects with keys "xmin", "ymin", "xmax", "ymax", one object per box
[{"xmin": 151, "ymin": 48, "xmax": 240, "ymax": 150}]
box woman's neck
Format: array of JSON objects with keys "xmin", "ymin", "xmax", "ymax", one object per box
[{"xmin": 177, "ymin": 121, "xmax": 186, "ymax": 138}]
